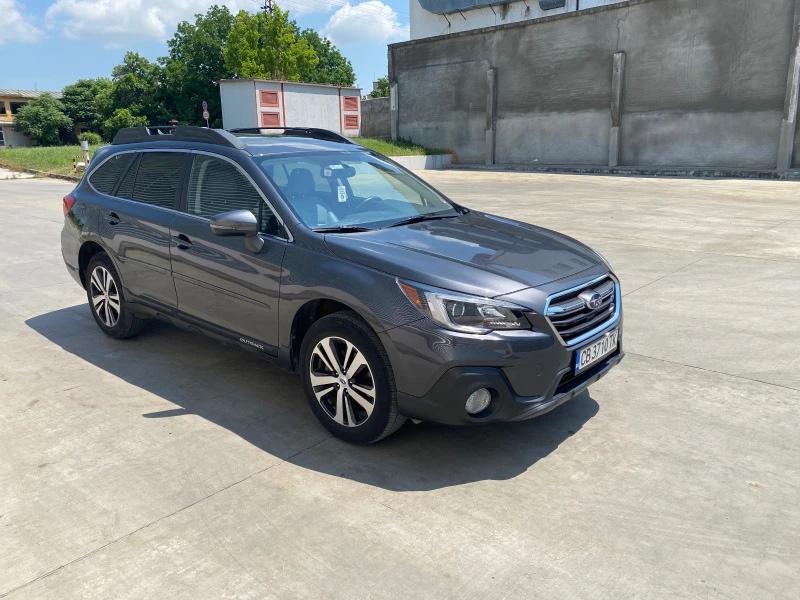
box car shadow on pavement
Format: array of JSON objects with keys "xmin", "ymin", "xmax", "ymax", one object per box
[{"xmin": 26, "ymin": 305, "xmax": 599, "ymax": 492}]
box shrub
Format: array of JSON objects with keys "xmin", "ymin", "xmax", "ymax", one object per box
[
  {"xmin": 78, "ymin": 132, "xmax": 103, "ymax": 145},
  {"xmin": 102, "ymin": 109, "xmax": 148, "ymax": 141}
]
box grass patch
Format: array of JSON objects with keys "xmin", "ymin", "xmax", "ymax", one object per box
[
  {"xmin": 352, "ymin": 137, "xmax": 447, "ymax": 157},
  {"xmin": 0, "ymin": 138, "xmax": 446, "ymax": 175},
  {"xmin": 0, "ymin": 144, "xmax": 104, "ymax": 176}
]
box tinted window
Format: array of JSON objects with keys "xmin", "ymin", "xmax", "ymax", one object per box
[
  {"xmin": 116, "ymin": 154, "xmax": 140, "ymax": 200},
  {"xmin": 187, "ymin": 154, "xmax": 283, "ymax": 237},
  {"xmin": 89, "ymin": 153, "xmax": 130, "ymax": 195},
  {"xmin": 132, "ymin": 152, "xmax": 185, "ymax": 210}
]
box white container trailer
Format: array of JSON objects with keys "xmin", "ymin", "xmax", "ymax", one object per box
[{"xmin": 219, "ymin": 79, "xmax": 362, "ymax": 136}]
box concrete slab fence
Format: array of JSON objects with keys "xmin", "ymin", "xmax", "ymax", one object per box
[{"xmin": 388, "ymin": 0, "xmax": 800, "ymax": 170}]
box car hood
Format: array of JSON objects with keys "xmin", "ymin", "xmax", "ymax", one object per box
[{"xmin": 324, "ymin": 211, "xmax": 600, "ymax": 298}]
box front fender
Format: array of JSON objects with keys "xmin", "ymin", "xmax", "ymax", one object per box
[{"xmin": 278, "ymin": 244, "xmax": 423, "ymax": 359}]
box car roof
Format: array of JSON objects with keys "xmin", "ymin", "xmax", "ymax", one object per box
[
  {"xmin": 238, "ymin": 136, "xmax": 365, "ymax": 157},
  {"xmin": 107, "ymin": 126, "xmax": 366, "ymax": 158}
]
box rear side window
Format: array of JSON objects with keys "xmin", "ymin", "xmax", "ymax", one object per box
[
  {"xmin": 132, "ymin": 152, "xmax": 185, "ymax": 210},
  {"xmin": 187, "ymin": 154, "xmax": 283, "ymax": 237},
  {"xmin": 116, "ymin": 154, "xmax": 140, "ymax": 200},
  {"xmin": 89, "ymin": 153, "xmax": 130, "ymax": 195}
]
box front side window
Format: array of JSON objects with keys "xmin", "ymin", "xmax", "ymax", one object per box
[
  {"xmin": 187, "ymin": 154, "xmax": 283, "ymax": 237},
  {"xmin": 132, "ymin": 152, "xmax": 185, "ymax": 210},
  {"xmin": 89, "ymin": 153, "xmax": 131, "ymax": 195},
  {"xmin": 252, "ymin": 151, "xmax": 458, "ymax": 230}
]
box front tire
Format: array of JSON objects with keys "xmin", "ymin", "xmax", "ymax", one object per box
[
  {"xmin": 85, "ymin": 252, "xmax": 144, "ymax": 339},
  {"xmin": 299, "ymin": 311, "xmax": 406, "ymax": 444}
]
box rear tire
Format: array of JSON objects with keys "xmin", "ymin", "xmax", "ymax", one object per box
[
  {"xmin": 85, "ymin": 252, "xmax": 144, "ymax": 339},
  {"xmin": 299, "ymin": 311, "xmax": 406, "ymax": 444}
]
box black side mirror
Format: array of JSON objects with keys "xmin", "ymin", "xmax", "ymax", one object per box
[{"xmin": 210, "ymin": 209, "xmax": 264, "ymax": 252}]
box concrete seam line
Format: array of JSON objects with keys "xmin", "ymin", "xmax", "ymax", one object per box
[
  {"xmin": 625, "ymin": 352, "xmax": 800, "ymax": 394},
  {"xmin": 712, "ymin": 212, "xmax": 800, "ymax": 257},
  {"xmin": 0, "ymin": 434, "xmax": 334, "ymax": 599},
  {"xmin": 623, "ymin": 211, "xmax": 800, "ymax": 298},
  {"xmin": 621, "ymin": 254, "xmax": 710, "ymax": 297}
]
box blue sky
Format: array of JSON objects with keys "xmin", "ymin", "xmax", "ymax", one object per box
[{"xmin": 1, "ymin": 0, "xmax": 410, "ymax": 94}]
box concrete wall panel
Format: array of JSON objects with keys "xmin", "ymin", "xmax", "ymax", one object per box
[
  {"xmin": 397, "ymin": 61, "xmax": 490, "ymax": 161},
  {"xmin": 621, "ymin": 110, "xmax": 783, "ymax": 168},
  {"xmin": 496, "ymin": 110, "xmax": 611, "ymax": 164},
  {"xmin": 361, "ymin": 98, "xmax": 391, "ymax": 138}
]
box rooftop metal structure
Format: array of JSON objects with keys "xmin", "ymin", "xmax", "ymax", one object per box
[
  {"xmin": 227, "ymin": 127, "xmax": 354, "ymax": 144},
  {"xmin": 0, "ymin": 89, "xmax": 63, "ymax": 99},
  {"xmin": 111, "ymin": 126, "xmax": 353, "ymax": 148}
]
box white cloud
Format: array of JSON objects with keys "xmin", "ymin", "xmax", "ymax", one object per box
[
  {"xmin": 0, "ymin": 0, "xmax": 43, "ymax": 44},
  {"xmin": 281, "ymin": 0, "xmax": 347, "ymax": 17},
  {"xmin": 42, "ymin": 0, "xmax": 407, "ymax": 48},
  {"xmin": 44, "ymin": 0, "xmax": 252, "ymax": 45},
  {"xmin": 323, "ymin": 1, "xmax": 409, "ymax": 47}
]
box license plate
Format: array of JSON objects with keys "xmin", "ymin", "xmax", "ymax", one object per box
[{"xmin": 575, "ymin": 330, "xmax": 619, "ymax": 373}]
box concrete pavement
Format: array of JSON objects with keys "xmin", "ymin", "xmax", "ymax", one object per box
[{"xmin": 1, "ymin": 173, "xmax": 798, "ymax": 599}]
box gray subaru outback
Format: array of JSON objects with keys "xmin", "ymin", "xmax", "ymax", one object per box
[{"xmin": 61, "ymin": 126, "xmax": 623, "ymax": 443}]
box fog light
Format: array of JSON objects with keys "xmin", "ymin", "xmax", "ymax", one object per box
[{"xmin": 465, "ymin": 388, "xmax": 491, "ymax": 415}]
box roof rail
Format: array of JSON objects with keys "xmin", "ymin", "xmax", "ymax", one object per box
[
  {"xmin": 227, "ymin": 127, "xmax": 355, "ymax": 145},
  {"xmin": 112, "ymin": 126, "xmax": 247, "ymax": 149}
]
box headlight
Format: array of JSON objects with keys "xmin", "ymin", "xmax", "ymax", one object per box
[{"xmin": 397, "ymin": 280, "xmax": 531, "ymax": 334}]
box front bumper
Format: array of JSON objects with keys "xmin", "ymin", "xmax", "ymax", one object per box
[
  {"xmin": 396, "ymin": 350, "xmax": 623, "ymax": 425},
  {"xmin": 381, "ymin": 316, "xmax": 623, "ymax": 426}
]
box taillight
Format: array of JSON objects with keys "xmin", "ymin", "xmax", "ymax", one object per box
[{"xmin": 63, "ymin": 195, "xmax": 77, "ymax": 217}]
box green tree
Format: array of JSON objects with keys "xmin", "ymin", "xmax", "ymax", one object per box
[
  {"xmin": 162, "ymin": 5, "xmax": 236, "ymax": 126},
  {"xmin": 299, "ymin": 29, "xmax": 355, "ymax": 86},
  {"xmin": 370, "ymin": 76, "xmax": 390, "ymax": 98},
  {"xmin": 224, "ymin": 7, "xmax": 317, "ymax": 80},
  {"xmin": 108, "ymin": 52, "xmax": 169, "ymax": 124},
  {"xmin": 61, "ymin": 78, "xmax": 112, "ymax": 133},
  {"xmin": 14, "ymin": 94, "xmax": 73, "ymax": 146},
  {"xmin": 102, "ymin": 108, "xmax": 148, "ymax": 141}
]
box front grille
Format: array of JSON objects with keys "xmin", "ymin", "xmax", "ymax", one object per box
[{"xmin": 545, "ymin": 276, "xmax": 618, "ymax": 345}]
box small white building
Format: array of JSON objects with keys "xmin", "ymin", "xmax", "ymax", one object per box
[{"xmin": 219, "ymin": 79, "xmax": 362, "ymax": 137}]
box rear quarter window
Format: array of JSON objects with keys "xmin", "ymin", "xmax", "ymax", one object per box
[
  {"xmin": 115, "ymin": 154, "xmax": 140, "ymax": 199},
  {"xmin": 132, "ymin": 152, "xmax": 186, "ymax": 210},
  {"xmin": 89, "ymin": 153, "xmax": 130, "ymax": 195}
]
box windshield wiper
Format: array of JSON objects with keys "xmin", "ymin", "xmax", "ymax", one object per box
[
  {"xmin": 385, "ymin": 213, "xmax": 459, "ymax": 228},
  {"xmin": 312, "ymin": 225, "xmax": 373, "ymax": 233}
]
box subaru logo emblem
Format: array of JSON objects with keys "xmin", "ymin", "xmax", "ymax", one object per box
[{"xmin": 579, "ymin": 289, "xmax": 603, "ymax": 310}]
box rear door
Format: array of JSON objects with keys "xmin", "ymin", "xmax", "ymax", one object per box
[
  {"xmin": 92, "ymin": 150, "xmax": 187, "ymax": 310},
  {"xmin": 169, "ymin": 152, "xmax": 288, "ymax": 353}
]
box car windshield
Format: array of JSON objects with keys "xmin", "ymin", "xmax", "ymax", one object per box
[{"xmin": 251, "ymin": 151, "xmax": 460, "ymax": 230}]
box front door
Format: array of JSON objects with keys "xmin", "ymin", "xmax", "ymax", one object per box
[{"xmin": 169, "ymin": 152, "xmax": 288, "ymax": 354}]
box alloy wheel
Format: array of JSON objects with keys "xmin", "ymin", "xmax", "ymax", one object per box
[
  {"xmin": 89, "ymin": 266, "xmax": 121, "ymax": 327},
  {"xmin": 309, "ymin": 336, "xmax": 376, "ymax": 427}
]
